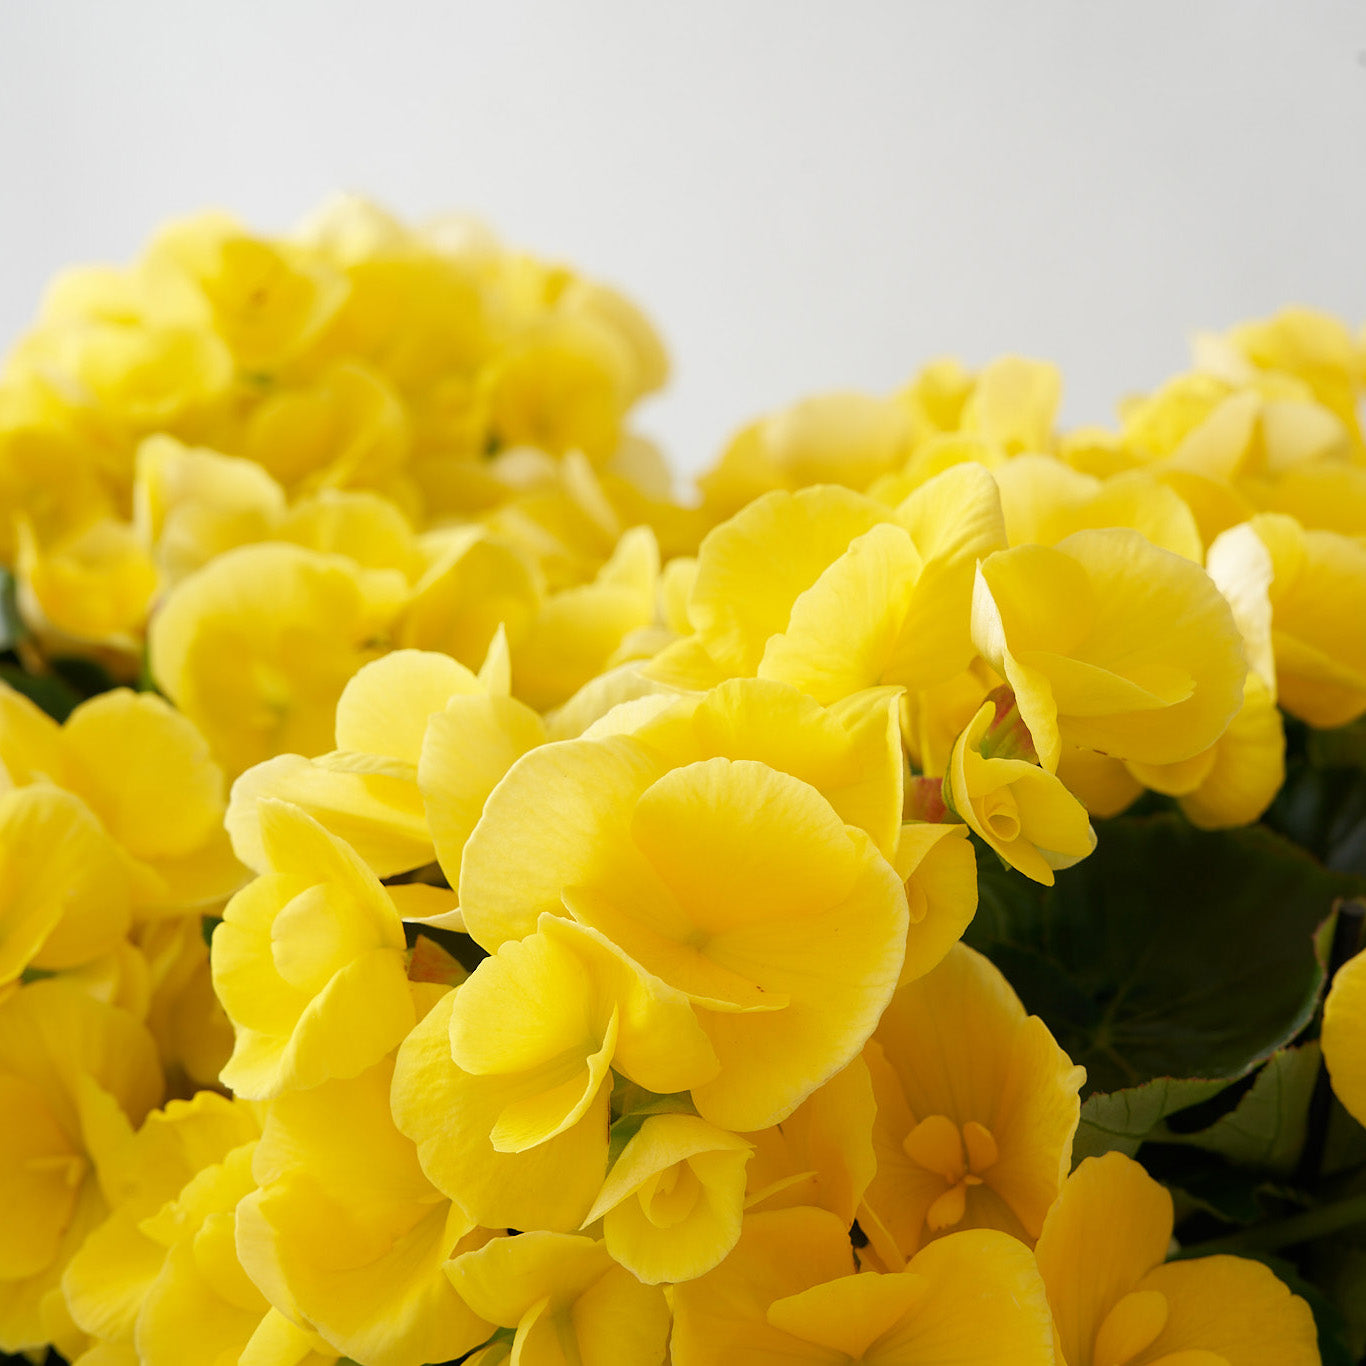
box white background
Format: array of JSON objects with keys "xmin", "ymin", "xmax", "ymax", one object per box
[{"xmin": 1, "ymin": 2, "xmax": 1363, "ymax": 477}]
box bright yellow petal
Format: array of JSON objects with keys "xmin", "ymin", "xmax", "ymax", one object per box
[
  {"xmin": 1134, "ymin": 1255, "xmax": 1318, "ymax": 1366},
  {"xmin": 1034, "ymin": 1153, "xmax": 1172, "ymax": 1366},
  {"xmin": 1323, "ymin": 944, "xmax": 1366, "ymax": 1129},
  {"xmin": 419, "ymin": 693, "xmax": 546, "ymax": 892},
  {"xmin": 689, "ymin": 485, "xmax": 888, "ymax": 675}
]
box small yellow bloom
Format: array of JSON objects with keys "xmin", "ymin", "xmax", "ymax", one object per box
[
  {"xmin": 863, "ymin": 943, "xmax": 1084, "ymax": 1263},
  {"xmin": 1036, "ymin": 1152, "xmax": 1319, "ymax": 1366},
  {"xmin": 16, "ymin": 516, "xmax": 157, "ymax": 656},
  {"xmin": 449, "ymin": 1231, "xmax": 670, "ymax": 1366},
  {"xmin": 0, "ymin": 980, "xmax": 162, "ymax": 1354},
  {"xmin": 61, "ymin": 1090, "xmax": 259, "ymax": 1355},
  {"xmin": 132, "ymin": 435, "xmax": 285, "ymax": 588},
  {"xmin": 891, "ymin": 821, "xmax": 979, "ymax": 983},
  {"xmin": 229, "ymin": 643, "xmax": 541, "ymax": 893},
  {"xmin": 0, "ymin": 785, "xmax": 131, "ymax": 991},
  {"xmin": 211, "ymin": 800, "xmax": 414, "ymax": 1099},
  {"xmin": 582, "ymin": 1113, "xmax": 752, "ymax": 1284},
  {"xmin": 144, "ymin": 212, "xmax": 349, "ymax": 371},
  {"xmin": 946, "ymin": 699, "xmax": 1096, "ymax": 885},
  {"xmin": 1245, "ymin": 512, "xmax": 1366, "ymax": 728},
  {"xmin": 149, "ymin": 542, "xmax": 407, "ymax": 775},
  {"xmin": 460, "ymin": 740, "xmax": 908, "ymax": 1131},
  {"xmin": 972, "ymin": 528, "xmax": 1246, "ymax": 771},
  {"xmin": 744, "ymin": 1055, "xmax": 877, "ymax": 1226},
  {"xmin": 1322, "ymin": 945, "xmax": 1366, "ymax": 1129},
  {"xmin": 482, "ymin": 314, "xmax": 633, "ymax": 464},
  {"xmin": 236, "ymin": 1057, "xmax": 494, "ymax": 1366},
  {"xmin": 391, "ymin": 914, "xmax": 715, "ymax": 1232},
  {"xmin": 132, "ymin": 1141, "xmax": 338, "ymax": 1366},
  {"xmin": 698, "ymin": 391, "xmax": 914, "ymax": 517},
  {"xmin": 671, "ymin": 1207, "xmax": 1056, "ymax": 1365}
]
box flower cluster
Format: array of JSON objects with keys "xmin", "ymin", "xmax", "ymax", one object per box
[{"xmin": 1, "ymin": 203, "xmax": 1364, "ymax": 1365}]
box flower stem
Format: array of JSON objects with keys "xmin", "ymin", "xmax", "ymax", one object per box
[{"xmin": 1178, "ymin": 1191, "xmax": 1366, "ymax": 1258}]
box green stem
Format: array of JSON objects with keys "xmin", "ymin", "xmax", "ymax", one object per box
[{"xmin": 1178, "ymin": 1191, "xmax": 1366, "ymax": 1258}]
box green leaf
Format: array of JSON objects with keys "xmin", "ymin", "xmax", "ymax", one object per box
[
  {"xmin": 1144, "ymin": 1144, "xmax": 1273, "ymax": 1226},
  {"xmin": 1156, "ymin": 1044, "xmax": 1323, "ymax": 1175},
  {"xmin": 1268, "ymin": 745, "xmax": 1366, "ymax": 877},
  {"xmin": 1308, "ymin": 716, "xmax": 1366, "ymax": 773},
  {"xmin": 1073, "ymin": 1075, "xmax": 1233, "ymax": 1162},
  {"xmin": 0, "ymin": 567, "xmax": 24, "ymax": 652},
  {"xmin": 0, "ymin": 663, "xmax": 81, "ymax": 721},
  {"xmin": 965, "ymin": 815, "xmax": 1364, "ymax": 1097},
  {"xmin": 48, "ymin": 654, "xmax": 116, "ymax": 701}
]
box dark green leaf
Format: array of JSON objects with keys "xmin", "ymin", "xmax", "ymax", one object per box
[
  {"xmin": 1073, "ymin": 1075, "xmax": 1232, "ymax": 1162},
  {"xmin": 965, "ymin": 815, "xmax": 1364, "ymax": 1096},
  {"xmin": 1156, "ymin": 1044, "xmax": 1322, "ymax": 1176},
  {"xmin": 1267, "ymin": 753, "xmax": 1366, "ymax": 877},
  {"xmin": 0, "ymin": 663, "xmax": 81, "ymax": 721},
  {"xmin": 48, "ymin": 654, "xmax": 117, "ymax": 701},
  {"xmin": 1143, "ymin": 1144, "xmax": 1272, "ymax": 1226},
  {"xmin": 0, "ymin": 567, "xmax": 24, "ymax": 651}
]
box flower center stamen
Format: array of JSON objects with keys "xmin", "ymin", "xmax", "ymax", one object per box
[{"xmin": 901, "ymin": 1114, "xmax": 1000, "ymax": 1231}]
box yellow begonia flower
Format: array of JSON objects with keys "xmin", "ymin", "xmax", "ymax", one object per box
[
  {"xmin": 143, "ymin": 212, "xmax": 349, "ymax": 371},
  {"xmin": 400, "ymin": 528, "xmax": 543, "ymax": 675},
  {"xmin": 893, "ymin": 356, "xmax": 974, "ymax": 445},
  {"xmin": 958, "ymin": 355, "xmax": 1062, "ymax": 456},
  {"xmin": 1223, "ymin": 305, "xmax": 1364, "ymax": 439},
  {"xmin": 56, "ymin": 319, "xmax": 234, "ymax": 430},
  {"xmin": 1036, "ymin": 1152, "xmax": 1319, "ymax": 1366},
  {"xmin": 459, "ymin": 738, "xmax": 908, "ymax": 1131},
  {"xmin": 971, "ymin": 528, "xmax": 1246, "ymax": 772},
  {"xmin": 482, "ymin": 313, "xmax": 633, "ymax": 464},
  {"xmin": 668, "ymin": 466, "xmax": 1005, "ymax": 701},
  {"xmin": 278, "ymin": 487, "xmax": 423, "ymax": 576},
  {"xmin": 0, "ymin": 980, "xmax": 162, "ymax": 1354},
  {"xmin": 947, "ymin": 700, "xmax": 1096, "ymax": 886},
  {"xmin": 0, "ymin": 403, "xmax": 113, "ymax": 565},
  {"xmin": 744, "ymin": 1055, "xmax": 876, "ymax": 1227},
  {"xmin": 148, "ymin": 542, "xmax": 407, "ymax": 775},
  {"xmin": 891, "ymin": 821, "xmax": 979, "ymax": 984},
  {"xmin": 1163, "ymin": 386, "xmax": 1350, "ymax": 500},
  {"xmin": 671, "ymin": 1206, "xmax": 1056, "ymax": 1365},
  {"xmin": 134, "ymin": 918, "xmax": 234, "ymax": 1090},
  {"xmin": 1258, "ymin": 458, "xmax": 1366, "ymax": 539},
  {"xmin": 1126, "ymin": 523, "xmax": 1285, "ymax": 828},
  {"xmin": 616, "ymin": 677, "xmax": 905, "ymax": 861},
  {"xmin": 0, "ymin": 683, "xmax": 245, "ymax": 918},
  {"xmin": 697, "ymin": 391, "xmax": 915, "ymax": 517},
  {"xmin": 863, "ymin": 943, "xmax": 1084, "ymax": 1263},
  {"xmin": 211, "ymin": 799, "xmax": 414, "ymax": 1099},
  {"xmin": 57, "ymin": 688, "xmax": 244, "ymax": 911},
  {"xmin": 557, "ymin": 277, "xmax": 669, "ymax": 404},
  {"xmin": 510, "ymin": 525, "xmax": 661, "ymax": 712},
  {"xmin": 229, "ymin": 644, "xmax": 541, "ymax": 893},
  {"xmin": 1322, "ymin": 944, "xmax": 1366, "ymax": 1129},
  {"xmin": 132, "ymin": 435, "xmax": 286, "ymax": 589},
  {"xmin": 236, "ymin": 1057, "xmax": 494, "ymax": 1366},
  {"xmin": 132, "ymin": 1141, "xmax": 338, "ymax": 1366},
  {"xmin": 61, "ymin": 1090, "xmax": 259, "ymax": 1355},
  {"xmin": 16, "ymin": 516, "xmax": 157, "ymax": 655},
  {"xmin": 582, "ymin": 1113, "xmax": 752, "ymax": 1284},
  {"xmin": 1244, "ymin": 512, "xmax": 1366, "ymax": 728},
  {"xmin": 392, "ymin": 914, "xmax": 716, "ymax": 1231},
  {"xmin": 0, "ymin": 785, "xmax": 131, "ymax": 991},
  {"xmin": 993, "ymin": 455, "xmax": 1203, "ymax": 561},
  {"xmin": 448, "ymin": 1231, "xmax": 670, "ymax": 1366}
]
